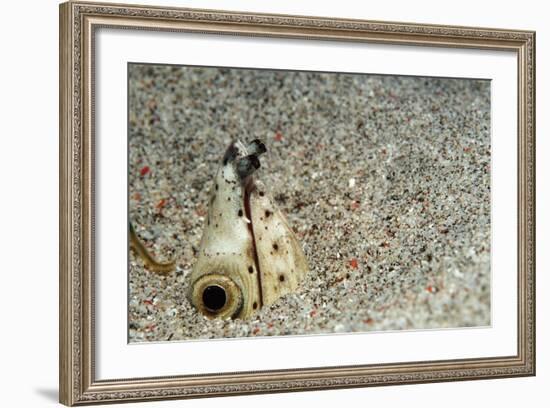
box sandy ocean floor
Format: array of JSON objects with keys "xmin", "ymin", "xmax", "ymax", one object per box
[{"xmin": 128, "ymin": 64, "xmax": 491, "ymax": 342}]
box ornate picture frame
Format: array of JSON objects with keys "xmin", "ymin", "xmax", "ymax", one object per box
[{"xmin": 59, "ymin": 1, "xmax": 535, "ymax": 405}]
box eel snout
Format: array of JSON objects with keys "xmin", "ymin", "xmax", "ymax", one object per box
[{"xmin": 223, "ymin": 139, "xmax": 266, "ymax": 181}]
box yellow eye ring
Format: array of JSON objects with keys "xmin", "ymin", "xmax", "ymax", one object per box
[{"xmin": 190, "ymin": 274, "xmax": 243, "ymax": 319}]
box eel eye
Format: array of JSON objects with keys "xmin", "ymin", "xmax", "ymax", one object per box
[
  {"xmin": 190, "ymin": 274, "xmax": 243, "ymax": 319},
  {"xmin": 202, "ymin": 285, "xmax": 227, "ymax": 312}
]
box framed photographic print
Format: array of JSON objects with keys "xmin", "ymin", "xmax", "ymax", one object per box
[{"xmin": 59, "ymin": 1, "xmax": 536, "ymax": 405}]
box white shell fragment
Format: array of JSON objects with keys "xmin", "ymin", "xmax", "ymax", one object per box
[{"xmin": 188, "ymin": 139, "xmax": 309, "ymax": 319}]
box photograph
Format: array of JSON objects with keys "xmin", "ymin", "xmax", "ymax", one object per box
[
  {"xmin": 1, "ymin": 0, "xmax": 544, "ymax": 405},
  {"xmin": 128, "ymin": 63, "xmax": 491, "ymax": 342}
]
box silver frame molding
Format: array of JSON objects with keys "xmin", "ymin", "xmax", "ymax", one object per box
[{"xmin": 59, "ymin": 1, "xmax": 536, "ymax": 405}]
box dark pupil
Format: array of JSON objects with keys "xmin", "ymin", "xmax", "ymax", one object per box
[{"xmin": 202, "ymin": 285, "xmax": 227, "ymax": 311}]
